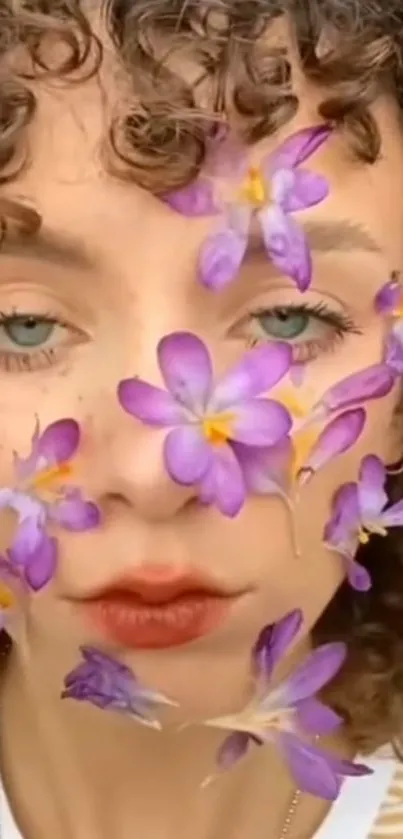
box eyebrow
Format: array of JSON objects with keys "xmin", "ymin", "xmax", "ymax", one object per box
[
  {"xmin": 246, "ymin": 219, "xmax": 382, "ymax": 258},
  {"xmin": 0, "ymin": 226, "xmax": 94, "ymax": 269},
  {"xmin": 0, "ymin": 216, "xmax": 381, "ymax": 272}
]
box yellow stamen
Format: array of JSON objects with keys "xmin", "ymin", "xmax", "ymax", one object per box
[
  {"xmin": 277, "ymin": 388, "xmax": 310, "ymax": 420},
  {"xmin": 292, "ymin": 428, "xmax": 319, "ymax": 479},
  {"xmin": 32, "ymin": 462, "xmax": 72, "ymax": 491},
  {"xmin": 203, "ymin": 414, "xmax": 234, "ymax": 445},
  {"xmin": 239, "ymin": 166, "xmax": 268, "ymax": 207},
  {"xmin": 359, "ymin": 524, "xmax": 387, "ymax": 544},
  {"xmin": 0, "ymin": 585, "xmax": 14, "ymax": 609}
]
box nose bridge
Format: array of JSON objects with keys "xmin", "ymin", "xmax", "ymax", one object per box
[{"xmin": 61, "ymin": 188, "xmax": 208, "ymax": 519}]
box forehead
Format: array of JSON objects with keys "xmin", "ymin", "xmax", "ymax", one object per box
[{"xmin": 2, "ymin": 69, "xmax": 403, "ymax": 275}]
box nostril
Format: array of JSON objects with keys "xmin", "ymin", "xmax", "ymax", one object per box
[{"xmin": 104, "ymin": 492, "xmax": 132, "ymax": 511}]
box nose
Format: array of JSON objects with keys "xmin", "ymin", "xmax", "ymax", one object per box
[{"xmin": 86, "ymin": 408, "xmax": 198, "ymax": 523}]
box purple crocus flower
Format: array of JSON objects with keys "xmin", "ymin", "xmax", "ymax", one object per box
[
  {"xmin": 165, "ymin": 126, "xmax": 331, "ymax": 291},
  {"xmin": 62, "ymin": 646, "xmax": 177, "ymax": 729},
  {"xmin": 118, "ymin": 332, "xmax": 292, "ymax": 517},
  {"xmin": 0, "ymin": 419, "xmax": 101, "ymax": 590},
  {"xmin": 324, "ymin": 455, "xmax": 403, "ymax": 591},
  {"xmin": 203, "ymin": 610, "xmax": 370, "ymax": 799}
]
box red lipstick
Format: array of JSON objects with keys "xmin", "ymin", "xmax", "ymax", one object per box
[{"xmin": 77, "ymin": 565, "xmax": 239, "ymax": 649}]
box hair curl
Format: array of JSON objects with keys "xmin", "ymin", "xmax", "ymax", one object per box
[{"xmin": 0, "ymin": 0, "xmax": 403, "ymax": 753}]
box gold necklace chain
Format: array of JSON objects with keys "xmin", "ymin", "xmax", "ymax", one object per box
[{"xmin": 278, "ymin": 789, "xmax": 301, "ymax": 838}]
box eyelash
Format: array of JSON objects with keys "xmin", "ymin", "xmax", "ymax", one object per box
[
  {"xmin": 243, "ymin": 301, "xmax": 361, "ymax": 363},
  {"xmin": 0, "ymin": 301, "xmax": 362, "ymax": 375},
  {"xmin": 0, "ymin": 308, "xmax": 78, "ymax": 373}
]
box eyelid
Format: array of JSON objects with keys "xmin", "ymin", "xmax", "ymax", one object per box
[
  {"xmin": 0, "ymin": 282, "xmax": 97, "ymax": 333},
  {"xmin": 0, "ymin": 309, "xmax": 88, "ymax": 374},
  {"xmin": 0, "ymin": 304, "xmax": 86, "ymax": 332},
  {"xmin": 248, "ymin": 301, "xmax": 361, "ymax": 335},
  {"xmin": 231, "ymin": 298, "xmax": 363, "ymax": 365}
]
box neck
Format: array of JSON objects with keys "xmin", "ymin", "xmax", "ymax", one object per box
[{"xmin": 0, "ymin": 645, "xmax": 348, "ymax": 839}]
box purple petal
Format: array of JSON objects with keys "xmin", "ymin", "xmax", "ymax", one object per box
[
  {"xmin": 0, "ymin": 489, "xmax": 44, "ymax": 524},
  {"xmin": 50, "ymin": 491, "xmax": 101, "ymax": 531},
  {"xmin": 158, "ymin": 332, "xmax": 213, "ymax": 413},
  {"xmin": 259, "ymin": 205, "xmax": 312, "ymax": 291},
  {"xmin": 82, "ymin": 646, "xmax": 118, "ymax": 666},
  {"xmin": 231, "ymin": 399, "xmax": 291, "ymax": 446},
  {"xmin": 320, "ymin": 752, "xmax": 372, "ymax": 779},
  {"xmin": 296, "ymin": 698, "xmax": 342, "ymax": 735},
  {"xmin": 324, "ymin": 483, "xmax": 360, "ymax": 550},
  {"xmin": 14, "ymin": 419, "xmax": 80, "ymax": 480},
  {"xmin": 297, "ymin": 409, "xmax": 366, "ymax": 485},
  {"xmin": 274, "ymin": 642, "xmax": 346, "ymax": 705},
  {"xmin": 61, "ymin": 645, "xmax": 165, "ymax": 719},
  {"xmin": 277, "ymin": 731, "xmax": 342, "ymax": 799},
  {"xmin": 272, "ymin": 168, "xmax": 329, "ymax": 213},
  {"xmin": 118, "ymin": 379, "xmax": 187, "ymax": 426},
  {"xmin": 315, "ymin": 364, "xmax": 395, "ymax": 416},
  {"xmin": 233, "ymin": 437, "xmax": 292, "ymax": 496},
  {"xmin": 163, "ymin": 426, "xmax": 212, "ymax": 484},
  {"xmin": 385, "ymin": 331, "xmax": 403, "ymax": 375},
  {"xmin": 37, "ymin": 419, "xmax": 80, "ymax": 463},
  {"xmin": 198, "ymin": 227, "xmax": 248, "ymax": 290},
  {"xmin": 344, "ymin": 556, "xmax": 372, "ymax": 591},
  {"xmin": 358, "ymin": 455, "xmax": 387, "ymax": 519},
  {"xmin": 10, "ymin": 514, "xmax": 45, "ymax": 561},
  {"xmin": 163, "ymin": 179, "xmax": 220, "ymax": 216},
  {"xmin": 216, "ymin": 732, "xmax": 251, "ymax": 770},
  {"xmin": 253, "ymin": 609, "xmax": 303, "ymax": 681},
  {"xmin": 212, "ymin": 342, "xmax": 292, "ymax": 409},
  {"xmin": 268, "ymin": 125, "xmax": 332, "ymax": 170},
  {"xmin": 380, "ymin": 499, "xmax": 403, "ymax": 528},
  {"xmin": 198, "ymin": 445, "xmax": 246, "ymax": 517},
  {"xmin": 24, "ymin": 534, "xmax": 57, "ymax": 591},
  {"xmin": 374, "ymin": 277, "xmax": 402, "ymax": 315},
  {"xmin": 277, "ymin": 732, "xmax": 370, "ymax": 800}
]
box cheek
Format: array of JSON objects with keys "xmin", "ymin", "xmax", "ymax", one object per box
[{"xmin": 242, "ymin": 395, "xmax": 397, "ymax": 637}]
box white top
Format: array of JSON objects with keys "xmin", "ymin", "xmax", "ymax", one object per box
[{"xmin": 0, "ymin": 749, "xmax": 401, "ymax": 838}]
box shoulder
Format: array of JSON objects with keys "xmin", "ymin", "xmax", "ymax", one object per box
[{"xmin": 369, "ymin": 746, "xmax": 403, "ymax": 839}]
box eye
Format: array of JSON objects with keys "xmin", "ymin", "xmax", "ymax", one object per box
[
  {"xmin": 0, "ymin": 310, "xmax": 86, "ymax": 373},
  {"xmin": 234, "ymin": 302, "xmax": 361, "ymax": 363},
  {"xmin": 2, "ymin": 315, "xmax": 56, "ymax": 348},
  {"xmin": 255, "ymin": 309, "xmax": 310, "ymax": 341}
]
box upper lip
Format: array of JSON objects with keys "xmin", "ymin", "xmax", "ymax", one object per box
[{"xmin": 72, "ymin": 565, "xmax": 242, "ymax": 605}]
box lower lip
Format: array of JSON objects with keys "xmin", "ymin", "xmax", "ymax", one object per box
[{"xmin": 81, "ymin": 592, "xmax": 234, "ymax": 649}]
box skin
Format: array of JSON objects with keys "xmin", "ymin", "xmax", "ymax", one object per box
[{"xmin": 0, "ymin": 21, "xmax": 403, "ymax": 839}]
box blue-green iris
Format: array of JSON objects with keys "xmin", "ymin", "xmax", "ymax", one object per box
[
  {"xmin": 258, "ymin": 309, "xmax": 309, "ymax": 340},
  {"xmin": 4, "ymin": 317, "xmax": 54, "ymax": 348}
]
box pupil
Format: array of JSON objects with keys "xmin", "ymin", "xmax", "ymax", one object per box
[
  {"xmin": 259, "ymin": 309, "xmax": 309, "ymax": 340},
  {"xmin": 4, "ymin": 317, "xmax": 54, "ymax": 348}
]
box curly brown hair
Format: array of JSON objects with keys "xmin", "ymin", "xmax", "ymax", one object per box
[{"xmin": 0, "ymin": 0, "xmax": 403, "ymax": 755}]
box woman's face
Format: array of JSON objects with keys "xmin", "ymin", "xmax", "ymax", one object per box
[{"xmin": 1, "ymin": 69, "xmax": 403, "ymax": 717}]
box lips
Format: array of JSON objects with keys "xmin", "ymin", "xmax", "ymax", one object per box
[{"xmin": 73, "ymin": 564, "xmax": 241, "ymax": 649}]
